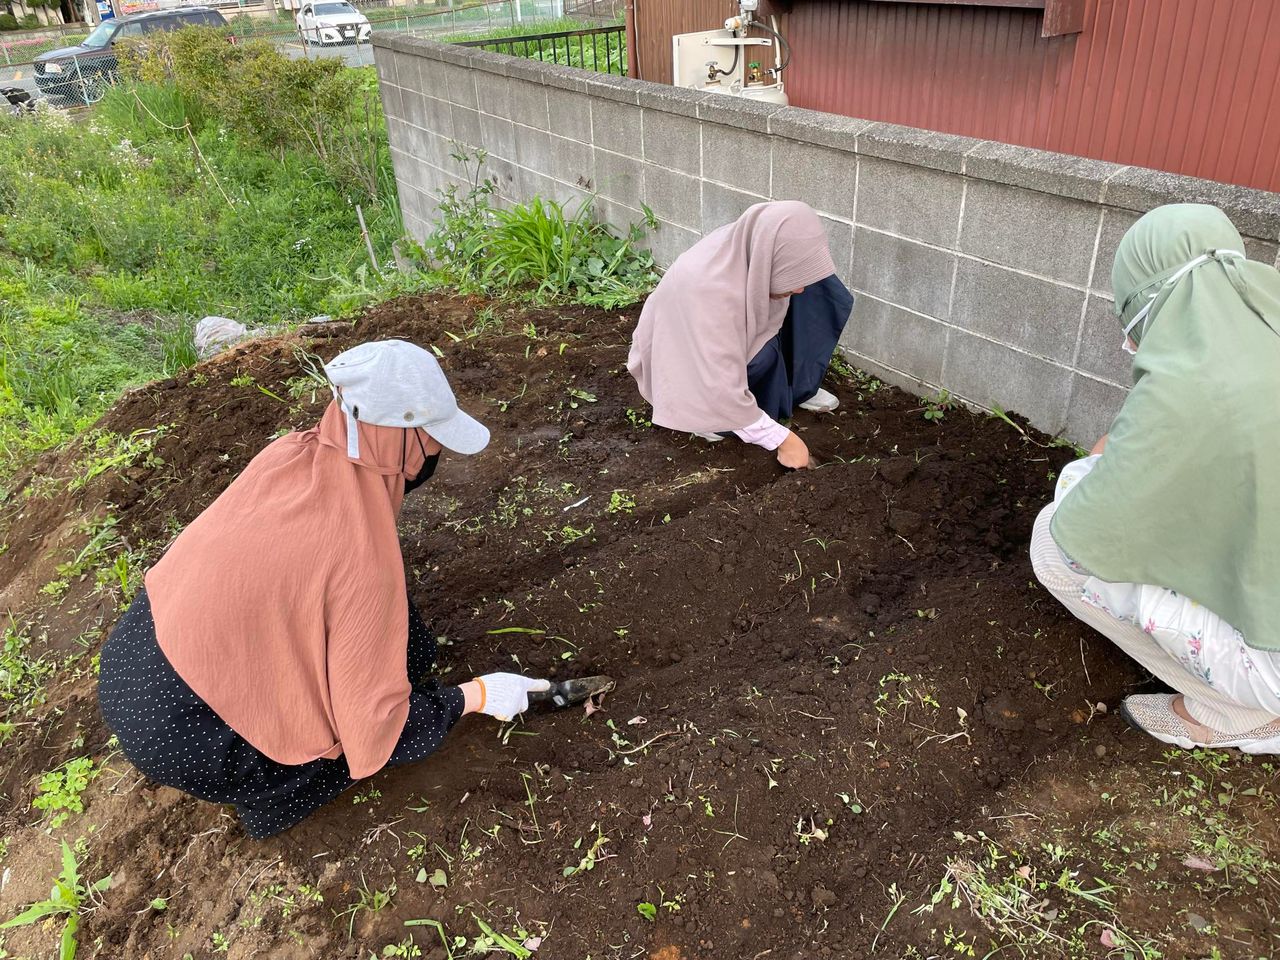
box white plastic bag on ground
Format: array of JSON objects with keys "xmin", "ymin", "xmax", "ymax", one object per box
[{"xmin": 195, "ymin": 316, "xmax": 250, "ymax": 359}]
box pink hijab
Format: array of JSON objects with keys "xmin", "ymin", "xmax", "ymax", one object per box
[
  {"xmin": 627, "ymin": 201, "xmax": 837, "ymax": 433},
  {"xmin": 145, "ymin": 401, "xmax": 430, "ymax": 779}
]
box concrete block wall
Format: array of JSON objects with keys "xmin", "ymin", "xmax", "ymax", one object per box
[{"xmin": 373, "ymin": 34, "xmax": 1280, "ymax": 444}]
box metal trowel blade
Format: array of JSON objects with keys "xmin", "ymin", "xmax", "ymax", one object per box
[{"xmin": 531, "ymin": 675, "xmax": 615, "ymax": 709}]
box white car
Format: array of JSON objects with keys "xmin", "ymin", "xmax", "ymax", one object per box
[{"xmin": 296, "ymin": 1, "xmax": 372, "ymax": 45}]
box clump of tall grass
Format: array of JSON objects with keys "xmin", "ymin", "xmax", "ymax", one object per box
[{"xmin": 422, "ymin": 150, "xmax": 658, "ymax": 309}]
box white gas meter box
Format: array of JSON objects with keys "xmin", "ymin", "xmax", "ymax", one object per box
[{"xmin": 671, "ymin": 28, "xmax": 789, "ymax": 106}]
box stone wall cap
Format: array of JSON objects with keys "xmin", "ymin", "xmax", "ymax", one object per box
[
  {"xmin": 636, "ymin": 82, "xmax": 713, "ymax": 118},
  {"xmin": 964, "ymin": 141, "xmax": 1122, "ymax": 204},
  {"xmin": 1105, "ymin": 166, "xmax": 1280, "ymax": 241},
  {"xmin": 856, "ymin": 122, "xmax": 982, "ymax": 175},
  {"xmin": 696, "ymin": 93, "xmax": 784, "ymax": 133},
  {"xmin": 579, "ymin": 71, "xmax": 644, "ymax": 105},
  {"xmin": 769, "ymin": 106, "xmax": 871, "ymax": 153}
]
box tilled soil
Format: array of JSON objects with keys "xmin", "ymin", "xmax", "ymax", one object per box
[{"xmin": 0, "ymin": 293, "xmax": 1275, "ymax": 960}]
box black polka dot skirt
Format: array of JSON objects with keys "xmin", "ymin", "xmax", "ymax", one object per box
[{"xmin": 98, "ymin": 589, "xmax": 465, "ymax": 839}]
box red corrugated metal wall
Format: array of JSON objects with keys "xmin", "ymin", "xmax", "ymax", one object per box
[{"xmin": 631, "ymin": 0, "xmax": 1280, "ymax": 190}]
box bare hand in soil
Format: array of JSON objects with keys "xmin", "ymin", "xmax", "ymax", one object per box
[{"xmin": 776, "ymin": 431, "xmax": 812, "ymax": 469}]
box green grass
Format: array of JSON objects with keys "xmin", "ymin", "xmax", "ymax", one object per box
[{"xmin": 0, "ymin": 40, "xmax": 404, "ymax": 482}]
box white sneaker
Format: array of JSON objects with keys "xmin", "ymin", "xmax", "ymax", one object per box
[
  {"xmin": 799, "ymin": 388, "xmax": 839, "ymax": 413},
  {"xmin": 1120, "ymin": 694, "xmax": 1280, "ymax": 754},
  {"xmin": 692, "ymin": 431, "xmax": 724, "ymax": 442}
]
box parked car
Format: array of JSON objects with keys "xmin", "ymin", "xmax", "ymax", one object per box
[
  {"xmin": 33, "ymin": 6, "xmax": 229, "ymax": 104},
  {"xmin": 295, "ymin": 1, "xmax": 371, "ymax": 45}
]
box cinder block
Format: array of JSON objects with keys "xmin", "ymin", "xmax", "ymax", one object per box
[
  {"xmin": 643, "ymin": 164, "xmax": 701, "ymax": 232},
  {"xmin": 385, "ymin": 117, "xmax": 411, "ymax": 156},
  {"xmin": 959, "ymin": 180, "xmax": 1101, "ymax": 285},
  {"xmin": 480, "ymin": 113, "xmax": 516, "ymax": 162},
  {"xmin": 820, "ymin": 216, "xmax": 853, "ymax": 281},
  {"xmin": 701, "ymin": 181, "xmax": 766, "ymax": 234},
  {"xmin": 1092, "ymin": 207, "xmax": 1140, "ymax": 298},
  {"xmin": 1075, "ymin": 294, "xmax": 1132, "ymax": 386},
  {"xmin": 474, "ymin": 71, "xmax": 512, "ymax": 121},
  {"xmin": 546, "ymin": 88, "xmax": 589, "ymax": 142},
  {"xmin": 771, "ymin": 139, "xmax": 856, "ymax": 222},
  {"xmin": 856, "ymin": 157, "xmax": 963, "ymax": 247},
  {"xmin": 839, "ymin": 295, "xmax": 947, "ymax": 386},
  {"xmin": 511, "ymin": 80, "xmax": 550, "ymax": 132},
  {"xmin": 644, "ymin": 222, "xmax": 701, "ymax": 268},
  {"xmin": 642, "ymin": 110, "xmax": 700, "ymax": 176},
  {"xmin": 443, "ymin": 62, "xmax": 478, "ymax": 109},
  {"xmin": 703, "ymin": 122, "xmax": 770, "ymax": 191},
  {"xmin": 594, "ymin": 150, "xmax": 644, "ymax": 210},
  {"xmin": 548, "ymin": 135, "xmax": 594, "ymax": 192},
  {"xmin": 594, "ymin": 195, "xmax": 644, "ymax": 234},
  {"xmin": 422, "ymin": 97, "xmax": 453, "ymax": 140},
  {"xmin": 399, "ymin": 89, "xmax": 426, "ymax": 130},
  {"xmin": 374, "ymin": 49, "xmax": 396, "ymax": 86},
  {"xmin": 592, "ymin": 99, "xmax": 642, "ymax": 149},
  {"xmin": 485, "ymin": 155, "xmax": 519, "ymax": 200},
  {"xmin": 515, "ymin": 167, "xmax": 557, "ymax": 206},
  {"xmin": 412, "ymin": 52, "xmax": 445, "ymax": 93},
  {"xmin": 943, "ymin": 331, "xmax": 1072, "ymax": 435},
  {"xmin": 1063, "ymin": 375, "xmax": 1127, "ymax": 447},
  {"xmin": 389, "ymin": 146, "xmax": 414, "ymax": 198},
  {"xmin": 849, "ymin": 228, "xmax": 955, "ymax": 320},
  {"xmin": 949, "ymin": 259, "xmax": 1085, "ymax": 363},
  {"xmin": 404, "ymin": 125, "xmax": 451, "ymax": 171},
  {"xmin": 450, "ymin": 106, "xmax": 483, "ymax": 152},
  {"xmin": 514, "ymin": 128, "xmax": 554, "ymax": 176},
  {"xmin": 379, "ymin": 82, "xmax": 403, "ymax": 123}
]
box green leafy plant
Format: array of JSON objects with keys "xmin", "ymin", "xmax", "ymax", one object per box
[
  {"xmin": 0, "ymin": 840, "xmax": 111, "ymax": 960},
  {"xmin": 636, "ymin": 902, "xmax": 657, "ymax": 922},
  {"xmin": 922, "ymin": 389, "xmax": 957, "ymax": 422},
  {"xmin": 33, "ymin": 757, "xmax": 98, "ymax": 828}
]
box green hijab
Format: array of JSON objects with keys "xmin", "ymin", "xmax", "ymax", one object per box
[{"xmin": 1051, "ymin": 203, "xmax": 1280, "ymax": 652}]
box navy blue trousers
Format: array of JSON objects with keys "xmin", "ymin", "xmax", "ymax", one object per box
[{"xmin": 746, "ymin": 274, "xmax": 855, "ymax": 422}]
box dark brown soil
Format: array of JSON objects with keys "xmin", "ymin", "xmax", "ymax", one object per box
[{"xmin": 0, "ymin": 293, "xmax": 1275, "ymax": 960}]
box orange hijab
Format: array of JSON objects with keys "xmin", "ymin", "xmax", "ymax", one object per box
[{"xmin": 145, "ymin": 401, "xmax": 429, "ymax": 778}]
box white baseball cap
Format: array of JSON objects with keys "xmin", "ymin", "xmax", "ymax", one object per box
[{"xmin": 323, "ymin": 340, "xmax": 490, "ymax": 459}]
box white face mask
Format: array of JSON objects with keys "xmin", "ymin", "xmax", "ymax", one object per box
[{"xmin": 1119, "ymin": 249, "xmax": 1245, "ymax": 355}]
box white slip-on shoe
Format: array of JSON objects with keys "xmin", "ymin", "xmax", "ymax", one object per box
[
  {"xmin": 1119, "ymin": 694, "xmax": 1280, "ymax": 754},
  {"xmin": 799, "ymin": 387, "xmax": 839, "ymax": 413},
  {"xmin": 692, "ymin": 431, "xmax": 724, "ymax": 442}
]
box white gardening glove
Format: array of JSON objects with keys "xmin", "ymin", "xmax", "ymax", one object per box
[{"xmin": 474, "ymin": 673, "xmax": 552, "ymax": 722}]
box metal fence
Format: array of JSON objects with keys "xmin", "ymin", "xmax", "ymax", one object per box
[{"xmin": 457, "ymin": 23, "xmax": 624, "ymax": 75}]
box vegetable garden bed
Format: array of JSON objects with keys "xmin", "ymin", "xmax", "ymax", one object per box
[{"xmin": 0, "ymin": 292, "xmax": 1274, "ymax": 960}]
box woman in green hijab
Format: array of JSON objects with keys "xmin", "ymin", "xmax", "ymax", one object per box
[{"xmin": 1031, "ymin": 203, "xmax": 1280, "ymax": 754}]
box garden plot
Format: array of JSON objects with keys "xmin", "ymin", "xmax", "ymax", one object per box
[{"xmin": 0, "ymin": 293, "xmax": 1275, "ymax": 960}]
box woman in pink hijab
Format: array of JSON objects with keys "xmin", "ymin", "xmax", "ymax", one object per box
[
  {"xmin": 628, "ymin": 201, "xmax": 855, "ymax": 468},
  {"xmin": 97, "ymin": 341, "xmax": 550, "ymax": 838}
]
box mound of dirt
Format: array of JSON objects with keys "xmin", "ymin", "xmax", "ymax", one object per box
[{"xmin": 0, "ymin": 293, "xmax": 1274, "ymax": 960}]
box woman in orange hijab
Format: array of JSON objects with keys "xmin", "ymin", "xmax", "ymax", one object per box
[{"xmin": 97, "ymin": 340, "xmax": 549, "ymax": 838}]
